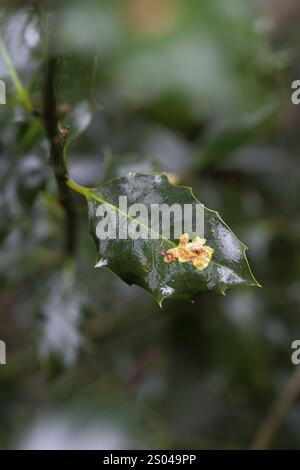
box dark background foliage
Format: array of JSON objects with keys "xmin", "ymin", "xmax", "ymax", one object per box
[{"xmin": 0, "ymin": 0, "xmax": 300, "ymax": 449}]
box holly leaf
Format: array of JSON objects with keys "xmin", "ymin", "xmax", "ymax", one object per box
[{"xmin": 85, "ymin": 173, "xmax": 259, "ymax": 306}]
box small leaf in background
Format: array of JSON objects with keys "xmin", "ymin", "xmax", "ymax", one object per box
[
  {"xmin": 195, "ymin": 103, "xmax": 278, "ymax": 171},
  {"xmin": 85, "ymin": 173, "xmax": 259, "ymax": 305},
  {"xmin": 65, "ymin": 101, "xmax": 94, "ymax": 144}
]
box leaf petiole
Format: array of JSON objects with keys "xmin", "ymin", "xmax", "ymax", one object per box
[{"xmin": 66, "ymin": 178, "xmax": 91, "ymax": 198}]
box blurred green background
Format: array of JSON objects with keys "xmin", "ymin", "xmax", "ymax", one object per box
[{"xmin": 0, "ymin": 0, "xmax": 300, "ymax": 450}]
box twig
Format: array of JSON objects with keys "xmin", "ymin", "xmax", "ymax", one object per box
[
  {"xmin": 43, "ymin": 55, "xmax": 76, "ymax": 257},
  {"xmin": 252, "ymin": 366, "xmax": 300, "ymax": 449}
]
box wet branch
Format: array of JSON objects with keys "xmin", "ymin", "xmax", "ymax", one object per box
[{"xmin": 43, "ymin": 55, "xmax": 76, "ymax": 257}]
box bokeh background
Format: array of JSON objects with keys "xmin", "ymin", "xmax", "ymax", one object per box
[{"xmin": 0, "ymin": 0, "xmax": 300, "ymax": 450}]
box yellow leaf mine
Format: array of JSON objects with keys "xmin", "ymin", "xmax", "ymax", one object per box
[{"xmin": 163, "ymin": 233, "xmax": 214, "ymax": 271}]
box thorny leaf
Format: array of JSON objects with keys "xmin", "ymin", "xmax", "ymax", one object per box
[{"xmin": 85, "ymin": 173, "xmax": 259, "ymax": 306}]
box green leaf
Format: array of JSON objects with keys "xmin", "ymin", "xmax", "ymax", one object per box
[
  {"xmin": 195, "ymin": 103, "xmax": 277, "ymax": 171},
  {"xmin": 85, "ymin": 173, "xmax": 259, "ymax": 306}
]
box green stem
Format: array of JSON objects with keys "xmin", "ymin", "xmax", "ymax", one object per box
[
  {"xmin": 0, "ymin": 36, "xmax": 33, "ymax": 112},
  {"xmin": 66, "ymin": 178, "xmax": 91, "ymax": 198}
]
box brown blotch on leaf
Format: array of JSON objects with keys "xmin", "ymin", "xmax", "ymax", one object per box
[{"xmin": 162, "ymin": 233, "xmax": 214, "ymax": 271}]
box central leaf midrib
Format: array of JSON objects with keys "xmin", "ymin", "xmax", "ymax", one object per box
[{"xmin": 89, "ymin": 191, "xmax": 176, "ymax": 246}]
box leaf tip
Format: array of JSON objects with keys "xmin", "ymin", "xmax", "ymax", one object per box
[
  {"xmin": 94, "ymin": 258, "xmax": 108, "ymax": 268},
  {"xmin": 252, "ymin": 280, "xmax": 263, "ymax": 288}
]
